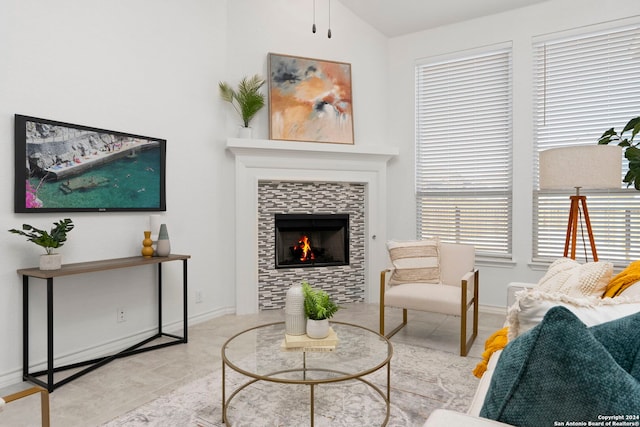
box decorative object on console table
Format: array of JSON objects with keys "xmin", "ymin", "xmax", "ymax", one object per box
[
  {"xmin": 8, "ymin": 218, "xmax": 74, "ymax": 270},
  {"xmin": 149, "ymin": 214, "xmax": 161, "ymax": 255},
  {"xmin": 156, "ymin": 224, "xmax": 171, "ymax": 257},
  {"xmin": 539, "ymin": 145, "xmax": 622, "ymax": 261},
  {"xmin": 218, "ymin": 74, "xmax": 265, "ymax": 138},
  {"xmin": 285, "ymin": 283, "xmax": 306, "ymax": 335},
  {"xmin": 302, "ymin": 281, "xmax": 340, "ymax": 339},
  {"xmin": 141, "ymin": 231, "xmax": 154, "ymax": 258},
  {"xmin": 268, "ymin": 53, "xmax": 353, "ymax": 145}
]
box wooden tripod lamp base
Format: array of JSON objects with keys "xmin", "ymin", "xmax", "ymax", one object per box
[{"xmin": 564, "ymin": 194, "xmax": 598, "ymax": 261}]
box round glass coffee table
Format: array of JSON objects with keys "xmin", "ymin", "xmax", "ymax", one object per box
[{"xmin": 221, "ymin": 321, "xmax": 393, "ymax": 426}]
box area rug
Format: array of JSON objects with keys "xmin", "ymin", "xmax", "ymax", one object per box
[{"xmin": 101, "ymin": 342, "xmax": 480, "ymax": 426}]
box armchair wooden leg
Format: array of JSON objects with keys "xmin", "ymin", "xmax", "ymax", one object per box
[
  {"xmin": 380, "ymin": 269, "xmax": 407, "ymax": 338},
  {"xmin": 460, "ymin": 270, "xmax": 479, "ymax": 356},
  {"xmin": 386, "ymin": 308, "xmax": 408, "ymax": 339},
  {"xmin": 1, "ymin": 383, "xmax": 50, "ymax": 427}
]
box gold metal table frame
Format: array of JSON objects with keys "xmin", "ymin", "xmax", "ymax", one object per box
[{"xmin": 221, "ymin": 321, "xmax": 393, "ymax": 426}]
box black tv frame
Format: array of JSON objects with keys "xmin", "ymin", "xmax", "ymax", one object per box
[{"xmin": 14, "ymin": 114, "xmax": 167, "ymax": 213}]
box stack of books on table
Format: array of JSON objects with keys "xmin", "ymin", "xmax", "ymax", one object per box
[{"xmin": 280, "ymin": 327, "xmax": 339, "ymax": 352}]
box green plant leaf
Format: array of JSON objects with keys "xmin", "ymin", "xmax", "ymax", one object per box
[
  {"xmin": 8, "ymin": 218, "xmax": 74, "ymax": 254},
  {"xmin": 622, "ymin": 116, "xmax": 640, "ymax": 134},
  {"xmin": 301, "ymin": 281, "xmax": 340, "ymax": 320},
  {"xmin": 219, "ymin": 74, "xmax": 265, "ymax": 128},
  {"xmin": 598, "ymin": 128, "xmax": 617, "ymax": 144},
  {"xmin": 597, "ymin": 116, "xmax": 640, "ymax": 190}
]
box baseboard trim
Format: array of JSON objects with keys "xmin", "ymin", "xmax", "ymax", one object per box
[{"xmin": 479, "ymin": 304, "xmax": 507, "ymax": 316}]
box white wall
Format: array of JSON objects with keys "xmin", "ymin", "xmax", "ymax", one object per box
[
  {"xmin": 0, "ymin": 0, "xmax": 388, "ymax": 387},
  {"xmin": 224, "ymin": 0, "xmax": 389, "ymax": 146},
  {"xmin": 0, "ymin": 0, "xmax": 230, "ymax": 387},
  {"xmin": 387, "ymin": 0, "xmax": 640, "ymax": 307}
]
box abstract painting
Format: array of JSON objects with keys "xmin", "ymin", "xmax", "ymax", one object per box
[{"xmin": 268, "ymin": 53, "xmax": 354, "ymax": 144}]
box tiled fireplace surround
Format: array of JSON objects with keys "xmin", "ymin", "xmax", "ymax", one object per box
[
  {"xmin": 258, "ymin": 181, "xmax": 365, "ymax": 310},
  {"xmin": 227, "ymin": 138, "xmax": 398, "ymax": 315}
]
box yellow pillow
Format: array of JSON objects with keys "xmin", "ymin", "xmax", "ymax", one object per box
[{"xmin": 603, "ymin": 260, "xmax": 640, "ymax": 298}]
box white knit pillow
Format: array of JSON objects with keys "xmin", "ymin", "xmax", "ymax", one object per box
[
  {"xmin": 535, "ymin": 257, "xmax": 613, "ymax": 297},
  {"xmin": 387, "ymin": 238, "xmax": 440, "ymax": 285}
]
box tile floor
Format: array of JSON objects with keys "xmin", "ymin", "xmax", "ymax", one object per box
[{"xmin": 0, "ymin": 303, "xmax": 505, "ymax": 426}]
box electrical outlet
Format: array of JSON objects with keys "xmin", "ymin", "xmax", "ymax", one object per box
[
  {"xmin": 195, "ymin": 290, "xmax": 203, "ymax": 304},
  {"xmin": 117, "ymin": 307, "xmax": 126, "ymax": 322}
]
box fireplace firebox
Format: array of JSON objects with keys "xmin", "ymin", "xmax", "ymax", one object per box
[{"xmin": 275, "ymin": 214, "xmax": 349, "ymax": 268}]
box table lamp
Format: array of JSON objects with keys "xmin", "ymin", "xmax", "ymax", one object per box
[{"xmin": 539, "ymin": 145, "xmax": 622, "ymax": 261}]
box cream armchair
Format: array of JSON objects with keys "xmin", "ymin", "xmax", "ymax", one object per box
[{"xmin": 379, "ymin": 241, "xmax": 479, "ymax": 356}]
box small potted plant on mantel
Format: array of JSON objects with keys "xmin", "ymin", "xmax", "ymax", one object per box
[
  {"xmin": 218, "ymin": 74, "xmax": 266, "ymax": 138},
  {"xmin": 9, "ymin": 218, "xmax": 74, "ymax": 270},
  {"xmin": 302, "ymin": 281, "xmax": 340, "ymax": 339}
]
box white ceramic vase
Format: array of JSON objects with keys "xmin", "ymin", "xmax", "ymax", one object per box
[
  {"xmin": 156, "ymin": 224, "xmax": 171, "ymax": 257},
  {"xmin": 285, "ymin": 283, "xmax": 306, "ymax": 335},
  {"xmin": 306, "ymin": 318, "xmax": 330, "ymax": 339},
  {"xmin": 40, "ymin": 253, "xmax": 62, "ymax": 270}
]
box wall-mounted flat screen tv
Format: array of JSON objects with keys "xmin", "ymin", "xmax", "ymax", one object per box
[{"xmin": 14, "ymin": 114, "xmax": 166, "ymax": 213}]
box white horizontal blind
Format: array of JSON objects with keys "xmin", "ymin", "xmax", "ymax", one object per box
[
  {"xmin": 533, "ymin": 24, "xmax": 640, "ymax": 264},
  {"xmin": 415, "ymin": 47, "xmax": 513, "ymax": 258}
]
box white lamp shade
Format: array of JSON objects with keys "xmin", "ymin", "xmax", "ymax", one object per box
[{"xmin": 539, "ymin": 145, "xmax": 622, "ymax": 190}]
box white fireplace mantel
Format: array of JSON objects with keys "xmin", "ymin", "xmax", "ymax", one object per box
[{"xmin": 227, "ymin": 138, "xmax": 399, "ymax": 315}]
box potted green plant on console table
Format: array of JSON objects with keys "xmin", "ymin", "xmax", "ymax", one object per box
[
  {"xmin": 302, "ymin": 281, "xmax": 340, "ymax": 339},
  {"xmin": 9, "ymin": 218, "xmax": 74, "ymax": 270}
]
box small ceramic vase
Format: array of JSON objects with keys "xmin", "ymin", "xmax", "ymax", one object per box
[
  {"xmin": 285, "ymin": 283, "xmax": 306, "ymax": 335},
  {"xmin": 141, "ymin": 231, "xmax": 154, "ymax": 258},
  {"xmin": 156, "ymin": 224, "xmax": 171, "ymax": 257}
]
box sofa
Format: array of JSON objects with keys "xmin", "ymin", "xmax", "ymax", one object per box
[{"xmin": 424, "ymin": 258, "xmax": 640, "ymax": 427}]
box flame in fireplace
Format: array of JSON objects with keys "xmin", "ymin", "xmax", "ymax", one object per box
[{"xmin": 294, "ymin": 235, "xmax": 316, "ymax": 262}]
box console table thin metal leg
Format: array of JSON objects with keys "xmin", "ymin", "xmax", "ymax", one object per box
[
  {"xmin": 158, "ymin": 264, "xmax": 163, "ymax": 335},
  {"xmin": 47, "ymin": 278, "xmax": 54, "ymax": 392},
  {"xmin": 183, "ymin": 259, "xmax": 188, "ymax": 342},
  {"xmin": 22, "ymin": 276, "xmax": 29, "ymax": 382}
]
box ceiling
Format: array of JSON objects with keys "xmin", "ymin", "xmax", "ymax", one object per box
[{"xmin": 338, "ymin": 0, "xmax": 550, "ymax": 37}]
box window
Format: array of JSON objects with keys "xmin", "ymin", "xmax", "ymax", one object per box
[
  {"xmin": 415, "ymin": 46, "xmax": 513, "ymax": 260},
  {"xmin": 533, "ymin": 23, "xmax": 640, "ymax": 265}
]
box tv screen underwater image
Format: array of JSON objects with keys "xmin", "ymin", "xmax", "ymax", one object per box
[{"xmin": 15, "ymin": 115, "xmax": 166, "ymax": 213}]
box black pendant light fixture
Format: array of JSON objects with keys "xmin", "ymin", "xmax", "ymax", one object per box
[
  {"xmin": 312, "ymin": 0, "xmax": 316, "ymax": 33},
  {"xmin": 327, "ymin": 0, "xmax": 332, "ymax": 38},
  {"xmin": 311, "ymin": 0, "xmax": 332, "ymax": 38}
]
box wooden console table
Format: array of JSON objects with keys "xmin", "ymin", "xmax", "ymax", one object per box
[{"xmin": 18, "ymin": 254, "xmax": 190, "ymax": 392}]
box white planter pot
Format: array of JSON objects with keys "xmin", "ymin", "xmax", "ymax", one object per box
[
  {"xmin": 237, "ymin": 126, "xmax": 253, "ymax": 138},
  {"xmin": 40, "ymin": 253, "xmax": 62, "ymax": 270},
  {"xmin": 306, "ymin": 318, "xmax": 330, "ymax": 339}
]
